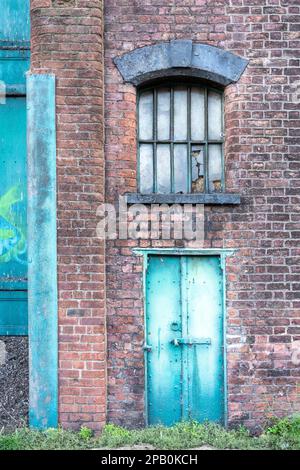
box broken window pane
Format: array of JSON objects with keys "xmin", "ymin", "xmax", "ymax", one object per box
[
  {"xmin": 174, "ymin": 87, "xmax": 187, "ymax": 140},
  {"xmin": 191, "ymin": 87, "xmax": 205, "ymax": 141},
  {"xmin": 208, "ymin": 144, "xmax": 222, "ymax": 192},
  {"xmin": 191, "ymin": 145, "xmax": 205, "ymax": 193},
  {"xmin": 174, "ymin": 144, "xmax": 188, "ymax": 193},
  {"xmin": 139, "ymin": 91, "xmax": 153, "ymax": 140},
  {"xmin": 157, "ymin": 144, "xmax": 171, "ymax": 193},
  {"xmin": 157, "ymin": 88, "xmax": 170, "ymax": 140},
  {"xmin": 139, "ymin": 144, "xmax": 153, "ymax": 193},
  {"xmin": 208, "ymin": 91, "xmax": 222, "ymax": 140}
]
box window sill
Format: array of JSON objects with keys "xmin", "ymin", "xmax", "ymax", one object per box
[{"xmin": 125, "ymin": 193, "xmax": 241, "ymax": 205}]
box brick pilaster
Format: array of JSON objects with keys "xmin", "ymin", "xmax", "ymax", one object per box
[{"xmin": 30, "ymin": 0, "xmax": 106, "ymax": 431}]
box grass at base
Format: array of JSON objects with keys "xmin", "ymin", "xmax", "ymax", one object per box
[{"xmin": 0, "ymin": 417, "xmax": 299, "ymax": 451}]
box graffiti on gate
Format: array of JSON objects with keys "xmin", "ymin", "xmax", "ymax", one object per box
[{"xmin": 0, "ymin": 186, "xmax": 27, "ymax": 264}]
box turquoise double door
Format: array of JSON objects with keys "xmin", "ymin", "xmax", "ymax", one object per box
[
  {"xmin": 146, "ymin": 255, "xmax": 225, "ymax": 425},
  {"xmin": 0, "ymin": 98, "xmax": 27, "ymax": 334},
  {"xmin": 0, "ymin": 0, "xmax": 30, "ymax": 335}
]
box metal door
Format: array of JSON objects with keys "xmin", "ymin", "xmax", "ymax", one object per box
[
  {"xmin": 145, "ymin": 255, "xmax": 224, "ymax": 425},
  {"xmin": 0, "ymin": 0, "xmax": 30, "ymax": 335}
]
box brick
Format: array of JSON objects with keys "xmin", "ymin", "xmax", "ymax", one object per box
[
  {"xmin": 27, "ymin": 0, "xmax": 300, "ymax": 433},
  {"xmin": 104, "ymin": 0, "xmax": 300, "ymax": 431},
  {"xmin": 30, "ymin": 0, "xmax": 106, "ymax": 431}
]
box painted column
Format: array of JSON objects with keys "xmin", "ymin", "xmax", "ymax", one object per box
[{"xmin": 27, "ymin": 74, "xmax": 58, "ymax": 428}]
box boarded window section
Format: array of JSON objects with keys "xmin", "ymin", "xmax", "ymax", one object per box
[{"xmin": 138, "ymin": 84, "xmax": 224, "ymax": 194}]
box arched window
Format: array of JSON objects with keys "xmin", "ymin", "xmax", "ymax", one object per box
[
  {"xmin": 138, "ymin": 83, "xmax": 224, "ymax": 195},
  {"xmin": 115, "ymin": 40, "xmax": 247, "ymax": 204}
]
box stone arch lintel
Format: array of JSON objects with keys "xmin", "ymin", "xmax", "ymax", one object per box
[{"xmin": 114, "ymin": 40, "xmax": 248, "ymax": 87}]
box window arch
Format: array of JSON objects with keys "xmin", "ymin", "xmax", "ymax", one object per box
[
  {"xmin": 115, "ymin": 41, "xmax": 246, "ymax": 204},
  {"xmin": 138, "ymin": 83, "xmax": 224, "ymax": 195}
]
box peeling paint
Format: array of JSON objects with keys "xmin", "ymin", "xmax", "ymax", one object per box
[
  {"xmin": 27, "ymin": 74, "xmax": 58, "ymax": 429},
  {"xmin": 146, "ymin": 255, "xmax": 224, "ymax": 425}
]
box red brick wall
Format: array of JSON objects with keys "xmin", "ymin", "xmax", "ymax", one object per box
[
  {"xmin": 30, "ymin": 0, "xmax": 106, "ymax": 431},
  {"xmin": 104, "ymin": 0, "xmax": 300, "ymax": 430}
]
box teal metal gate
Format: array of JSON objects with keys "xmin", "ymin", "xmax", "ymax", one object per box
[
  {"xmin": 145, "ymin": 255, "xmax": 225, "ymax": 425},
  {"xmin": 0, "ymin": 0, "xmax": 30, "ymax": 335}
]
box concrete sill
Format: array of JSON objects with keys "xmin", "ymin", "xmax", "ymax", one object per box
[{"xmin": 125, "ymin": 193, "xmax": 241, "ymax": 205}]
